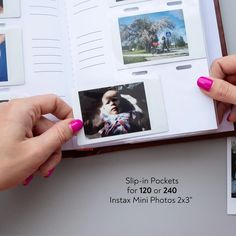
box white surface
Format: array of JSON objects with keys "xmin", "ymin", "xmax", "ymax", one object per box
[
  {"xmin": 0, "ymin": 139, "xmax": 236, "ymax": 236},
  {"xmin": 0, "ymin": 0, "xmax": 236, "ymax": 235}
]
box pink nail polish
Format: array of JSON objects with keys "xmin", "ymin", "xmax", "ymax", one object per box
[
  {"xmin": 45, "ymin": 168, "xmax": 55, "ymax": 178},
  {"xmin": 69, "ymin": 119, "xmax": 83, "ymax": 134},
  {"xmin": 197, "ymin": 77, "xmax": 214, "ymax": 92},
  {"xmin": 23, "ymin": 175, "xmax": 34, "ymax": 187}
]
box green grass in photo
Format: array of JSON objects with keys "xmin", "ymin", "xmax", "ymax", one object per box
[{"xmin": 123, "ymin": 56, "xmax": 147, "ymax": 64}]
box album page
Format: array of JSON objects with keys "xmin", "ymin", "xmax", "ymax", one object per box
[
  {"xmin": 65, "ymin": 0, "xmax": 233, "ymax": 147},
  {"xmin": 0, "ymin": 0, "xmax": 75, "ymax": 149},
  {"xmin": 0, "ymin": 0, "xmax": 234, "ymax": 150}
]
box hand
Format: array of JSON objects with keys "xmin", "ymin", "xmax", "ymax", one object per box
[
  {"xmin": 197, "ymin": 55, "xmax": 236, "ymax": 123},
  {"xmin": 0, "ymin": 95, "xmax": 83, "ymax": 190}
]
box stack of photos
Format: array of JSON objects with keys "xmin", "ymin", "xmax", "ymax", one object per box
[
  {"xmin": 79, "ymin": 82, "xmax": 151, "ymax": 139},
  {"xmin": 227, "ymin": 138, "xmax": 236, "ymax": 214},
  {"xmin": 118, "ymin": 9, "xmax": 189, "ymax": 65},
  {"xmin": 0, "ymin": 34, "xmax": 8, "ymax": 82},
  {"xmin": 231, "ymin": 139, "xmax": 236, "ymax": 198}
]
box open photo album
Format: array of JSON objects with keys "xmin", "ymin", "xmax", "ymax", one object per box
[{"xmin": 0, "ymin": 0, "xmax": 235, "ymax": 153}]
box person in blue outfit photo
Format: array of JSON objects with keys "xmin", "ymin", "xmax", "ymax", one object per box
[{"xmin": 0, "ymin": 34, "xmax": 8, "ymax": 82}]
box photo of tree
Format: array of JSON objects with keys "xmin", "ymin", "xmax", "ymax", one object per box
[{"xmin": 118, "ymin": 9, "xmax": 189, "ymax": 64}]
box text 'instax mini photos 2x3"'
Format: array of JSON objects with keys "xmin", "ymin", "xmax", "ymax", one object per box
[
  {"xmin": 73, "ymin": 77, "xmax": 169, "ymax": 146},
  {"xmin": 0, "ymin": 0, "xmax": 21, "ymax": 18},
  {"xmin": 110, "ymin": 0, "xmax": 206, "ymax": 70},
  {"xmin": 0, "ymin": 29, "xmax": 25, "ymax": 87}
]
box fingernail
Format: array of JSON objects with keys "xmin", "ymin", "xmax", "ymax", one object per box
[
  {"xmin": 69, "ymin": 119, "xmax": 83, "ymax": 134},
  {"xmin": 44, "ymin": 168, "xmax": 55, "ymax": 178},
  {"xmin": 227, "ymin": 114, "xmax": 231, "ymax": 122},
  {"xmin": 23, "ymin": 175, "xmax": 34, "ymax": 187},
  {"xmin": 197, "ymin": 76, "xmax": 214, "ymax": 92}
]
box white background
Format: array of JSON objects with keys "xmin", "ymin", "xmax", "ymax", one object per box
[{"xmin": 0, "ymin": 0, "xmax": 236, "ymax": 235}]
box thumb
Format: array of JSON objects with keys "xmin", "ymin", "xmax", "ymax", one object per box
[
  {"xmin": 197, "ymin": 76, "xmax": 236, "ymax": 105},
  {"xmin": 31, "ymin": 119, "xmax": 83, "ymax": 159}
]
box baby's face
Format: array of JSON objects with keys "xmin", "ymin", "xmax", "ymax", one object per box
[{"xmin": 102, "ymin": 90, "xmax": 120, "ymax": 115}]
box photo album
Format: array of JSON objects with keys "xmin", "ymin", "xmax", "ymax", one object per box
[{"xmin": 0, "ymin": 0, "xmax": 234, "ymax": 151}]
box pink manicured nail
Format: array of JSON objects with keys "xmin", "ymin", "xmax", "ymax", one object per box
[
  {"xmin": 69, "ymin": 119, "xmax": 83, "ymax": 134},
  {"xmin": 197, "ymin": 77, "xmax": 214, "ymax": 92},
  {"xmin": 45, "ymin": 168, "xmax": 55, "ymax": 178},
  {"xmin": 23, "ymin": 175, "xmax": 34, "ymax": 187}
]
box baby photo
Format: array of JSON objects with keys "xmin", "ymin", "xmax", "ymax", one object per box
[
  {"xmin": 118, "ymin": 9, "xmax": 189, "ymax": 65},
  {"xmin": 79, "ymin": 82, "xmax": 151, "ymax": 139},
  {"xmin": 0, "ymin": 34, "xmax": 8, "ymax": 82}
]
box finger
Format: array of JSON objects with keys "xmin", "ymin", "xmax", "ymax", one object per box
[
  {"xmin": 197, "ymin": 76, "xmax": 236, "ymax": 105},
  {"xmin": 228, "ymin": 105, "xmax": 236, "ymax": 123},
  {"xmin": 24, "ymin": 119, "xmax": 83, "ymax": 165},
  {"xmin": 39, "ymin": 149, "xmax": 62, "ymax": 177},
  {"xmin": 35, "ymin": 94, "xmax": 73, "ymax": 118},
  {"xmin": 210, "ymin": 55, "xmax": 236, "ymax": 79},
  {"xmin": 226, "ymin": 75, "xmax": 236, "ymax": 85},
  {"xmin": 217, "ymin": 102, "xmax": 231, "ymax": 123},
  {"xmin": 33, "ymin": 116, "xmax": 54, "ymax": 136},
  {"xmin": 22, "ymin": 94, "xmax": 73, "ymax": 121}
]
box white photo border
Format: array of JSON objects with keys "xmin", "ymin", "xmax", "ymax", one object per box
[
  {"xmin": 0, "ymin": 29, "xmax": 25, "ymax": 87},
  {"xmin": 74, "ymin": 76, "xmax": 169, "ymax": 146},
  {"xmin": 0, "ymin": 0, "xmax": 21, "ymax": 18},
  {"xmin": 110, "ymin": 0, "xmax": 207, "ymax": 70}
]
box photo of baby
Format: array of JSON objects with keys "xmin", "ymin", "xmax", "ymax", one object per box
[
  {"xmin": 0, "ymin": 0, "xmax": 3, "ymax": 14},
  {"xmin": 0, "ymin": 34, "xmax": 8, "ymax": 82},
  {"xmin": 118, "ymin": 9, "xmax": 189, "ymax": 65},
  {"xmin": 79, "ymin": 82, "xmax": 151, "ymax": 139}
]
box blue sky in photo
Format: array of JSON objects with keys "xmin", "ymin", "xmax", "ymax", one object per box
[{"xmin": 119, "ymin": 9, "xmax": 186, "ymax": 36}]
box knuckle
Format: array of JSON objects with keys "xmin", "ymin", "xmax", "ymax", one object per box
[
  {"xmin": 54, "ymin": 125, "xmax": 69, "ymax": 146},
  {"xmin": 216, "ymin": 81, "xmax": 232, "ymax": 101},
  {"xmin": 210, "ymin": 58, "xmax": 223, "ymax": 77}
]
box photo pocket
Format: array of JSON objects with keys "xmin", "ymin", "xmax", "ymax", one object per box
[
  {"xmin": 0, "ymin": 29, "xmax": 25, "ymax": 87},
  {"xmin": 73, "ymin": 77, "xmax": 169, "ymax": 146},
  {"xmin": 108, "ymin": 0, "xmax": 151, "ymax": 7},
  {"xmin": 0, "ymin": 0, "xmax": 21, "ymax": 18},
  {"xmin": 110, "ymin": 0, "xmax": 207, "ymax": 69}
]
